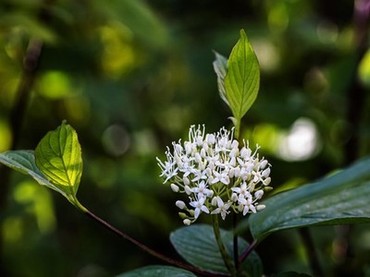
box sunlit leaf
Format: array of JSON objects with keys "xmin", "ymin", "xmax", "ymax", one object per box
[
  {"xmin": 0, "ymin": 150, "xmax": 68, "ymax": 198},
  {"xmin": 247, "ymin": 157, "xmax": 370, "ymax": 240},
  {"xmin": 35, "ymin": 122, "xmax": 83, "ymax": 205},
  {"xmin": 224, "ymin": 29, "xmax": 260, "ymax": 121},
  {"xmin": 116, "ymin": 265, "xmax": 196, "ymax": 277},
  {"xmin": 170, "ymin": 224, "xmax": 262, "ymax": 276}
]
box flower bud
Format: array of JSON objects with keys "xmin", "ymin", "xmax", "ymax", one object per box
[
  {"xmin": 211, "ymin": 196, "xmax": 218, "ymax": 206},
  {"xmin": 231, "ymin": 193, "xmax": 238, "ymax": 202},
  {"xmin": 256, "ymin": 204, "xmax": 266, "ymax": 211},
  {"xmin": 254, "ymin": 190, "xmax": 264, "ymax": 199},
  {"xmin": 183, "ymin": 176, "xmax": 190, "ymax": 186},
  {"xmin": 183, "ymin": 219, "xmax": 191, "ymax": 225},
  {"xmin": 262, "ymin": 168, "xmax": 271, "ymax": 178},
  {"xmin": 175, "ymin": 200, "xmax": 186, "ymax": 210},
  {"xmin": 178, "ymin": 212, "xmax": 187, "ymax": 219},
  {"xmin": 264, "ymin": 186, "xmax": 273, "ymax": 191},
  {"xmin": 264, "ymin": 177, "xmax": 271, "ymax": 186},
  {"xmin": 185, "ymin": 185, "xmax": 192, "ymax": 195},
  {"xmin": 170, "ymin": 183, "xmax": 179, "ymax": 192},
  {"xmin": 259, "ymin": 159, "xmax": 268, "ymax": 169},
  {"xmin": 240, "ymin": 147, "xmax": 251, "ymax": 158}
]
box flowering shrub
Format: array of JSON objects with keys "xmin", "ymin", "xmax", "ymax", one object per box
[
  {"xmin": 157, "ymin": 125, "xmax": 272, "ymax": 224},
  {"xmin": 1, "ymin": 29, "xmax": 370, "ymax": 277}
]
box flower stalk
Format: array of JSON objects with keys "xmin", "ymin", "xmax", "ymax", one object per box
[{"xmin": 212, "ymin": 214, "xmax": 237, "ymax": 276}]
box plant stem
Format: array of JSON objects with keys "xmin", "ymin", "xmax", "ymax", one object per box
[
  {"xmin": 232, "ymin": 213, "xmax": 239, "ymax": 271},
  {"xmin": 232, "ymin": 119, "xmax": 241, "ymax": 272},
  {"xmin": 238, "ymin": 239, "xmax": 258, "ymax": 264},
  {"xmin": 212, "ymin": 215, "xmax": 237, "ymax": 276},
  {"xmin": 299, "ymin": 228, "xmax": 323, "ymax": 277},
  {"xmin": 83, "ymin": 206, "xmax": 227, "ymax": 277},
  {"xmin": 233, "ymin": 118, "xmax": 241, "ymax": 141}
]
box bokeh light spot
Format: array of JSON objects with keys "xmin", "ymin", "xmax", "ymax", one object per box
[
  {"xmin": 278, "ymin": 118, "xmax": 321, "ymax": 161},
  {"xmin": 37, "ymin": 71, "xmax": 73, "ymax": 99},
  {"xmin": 102, "ymin": 124, "xmax": 131, "ymax": 157},
  {"xmin": 14, "ymin": 181, "xmax": 56, "ymax": 233}
]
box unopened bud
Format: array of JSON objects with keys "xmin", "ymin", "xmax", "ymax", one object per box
[
  {"xmin": 175, "ymin": 200, "xmax": 186, "ymax": 210},
  {"xmin": 264, "ymin": 186, "xmax": 273, "ymax": 191},
  {"xmin": 262, "ymin": 168, "xmax": 271, "ymax": 178},
  {"xmin": 171, "ymin": 183, "xmax": 179, "ymax": 192},
  {"xmin": 178, "ymin": 212, "xmax": 187, "ymax": 219},
  {"xmin": 264, "ymin": 177, "xmax": 271, "ymax": 186},
  {"xmin": 185, "ymin": 185, "xmax": 192, "ymax": 195},
  {"xmin": 254, "ymin": 190, "xmax": 264, "ymax": 199}
]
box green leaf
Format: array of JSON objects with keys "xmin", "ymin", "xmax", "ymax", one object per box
[
  {"xmin": 213, "ymin": 51, "xmax": 228, "ymax": 106},
  {"xmin": 224, "ymin": 29, "xmax": 260, "ymax": 121},
  {"xmin": 170, "ymin": 224, "xmax": 262, "ymax": 276},
  {"xmin": 116, "ymin": 265, "xmax": 196, "ymax": 277},
  {"xmin": 0, "ymin": 150, "xmax": 68, "ymax": 198},
  {"xmin": 248, "ymin": 157, "xmax": 370, "ymax": 240},
  {"xmin": 35, "ymin": 122, "xmax": 83, "ymax": 206}
]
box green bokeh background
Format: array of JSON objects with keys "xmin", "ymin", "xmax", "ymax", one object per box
[{"xmin": 0, "ymin": 0, "xmax": 370, "ymax": 276}]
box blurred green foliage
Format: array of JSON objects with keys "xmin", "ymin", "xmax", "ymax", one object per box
[{"xmin": 0, "ymin": 0, "xmax": 369, "ymax": 276}]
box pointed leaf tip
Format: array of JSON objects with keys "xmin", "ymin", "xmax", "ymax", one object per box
[
  {"xmin": 224, "ymin": 29, "xmax": 260, "ymax": 122},
  {"xmin": 35, "ymin": 122, "xmax": 83, "ymax": 203}
]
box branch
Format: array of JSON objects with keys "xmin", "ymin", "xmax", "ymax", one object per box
[{"xmin": 85, "ymin": 208, "xmax": 229, "ymax": 277}]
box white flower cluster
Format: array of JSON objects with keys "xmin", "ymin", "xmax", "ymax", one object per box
[{"xmin": 157, "ymin": 125, "xmax": 272, "ymax": 225}]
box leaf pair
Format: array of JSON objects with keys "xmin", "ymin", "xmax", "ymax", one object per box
[{"xmin": 0, "ymin": 122, "xmax": 84, "ymax": 210}]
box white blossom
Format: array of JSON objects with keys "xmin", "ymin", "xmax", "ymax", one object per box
[
  {"xmin": 157, "ymin": 125, "xmax": 272, "ymax": 224},
  {"xmin": 211, "ymin": 196, "xmax": 232, "ymax": 220}
]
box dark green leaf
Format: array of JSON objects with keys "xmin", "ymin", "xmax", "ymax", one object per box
[
  {"xmin": 224, "ymin": 29, "xmax": 260, "ymax": 121},
  {"xmin": 116, "ymin": 265, "xmax": 196, "ymax": 277},
  {"xmin": 35, "ymin": 122, "xmax": 82, "ymax": 203},
  {"xmin": 248, "ymin": 157, "xmax": 370, "ymax": 240},
  {"xmin": 170, "ymin": 224, "xmax": 262, "ymax": 276}
]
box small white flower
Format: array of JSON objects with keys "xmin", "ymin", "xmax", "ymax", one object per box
[
  {"xmin": 156, "ymin": 157, "xmax": 178, "ymax": 183},
  {"xmin": 190, "ymin": 197, "xmax": 209, "ymax": 219},
  {"xmin": 212, "ymin": 169, "xmax": 230, "ymax": 185},
  {"xmin": 192, "ymin": 181, "xmax": 213, "ymax": 198},
  {"xmin": 211, "ymin": 196, "xmax": 232, "ymax": 220}
]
